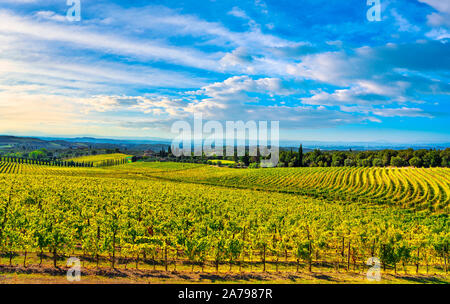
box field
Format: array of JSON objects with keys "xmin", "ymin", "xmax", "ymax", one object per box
[
  {"xmin": 210, "ymin": 159, "xmax": 236, "ymax": 165},
  {"xmin": 125, "ymin": 164, "xmax": 449, "ymax": 213},
  {"xmin": 0, "ymin": 159, "xmax": 448, "ymax": 284},
  {"xmin": 66, "ymin": 153, "xmax": 132, "ymax": 167}
]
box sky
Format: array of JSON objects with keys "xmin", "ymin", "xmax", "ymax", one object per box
[{"xmin": 0, "ymin": 0, "xmax": 449, "ymax": 143}]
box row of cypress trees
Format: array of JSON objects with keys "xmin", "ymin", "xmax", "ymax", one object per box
[{"xmin": 0, "ymin": 156, "xmax": 93, "ymax": 167}]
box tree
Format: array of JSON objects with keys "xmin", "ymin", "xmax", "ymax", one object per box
[
  {"xmin": 29, "ymin": 150, "xmax": 45, "ymax": 160},
  {"xmin": 381, "ymin": 150, "xmax": 397, "ymax": 166},
  {"xmin": 398, "ymin": 148, "xmax": 414, "ymax": 163},
  {"xmin": 372, "ymin": 158, "xmax": 383, "ymax": 167},
  {"xmin": 358, "ymin": 159, "xmax": 372, "ymax": 167},
  {"xmin": 298, "ymin": 145, "xmax": 303, "ymax": 167},
  {"xmin": 440, "ymin": 148, "xmax": 450, "ymax": 167},
  {"xmin": 240, "ymin": 153, "xmax": 250, "ymax": 166},
  {"xmin": 409, "ymin": 157, "xmax": 422, "ymax": 168},
  {"xmin": 331, "ymin": 152, "xmax": 345, "ymax": 167},
  {"xmin": 390, "ymin": 156, "xmax": 406, "ymax": 167},
  {"xmin": 423, "ymin": 150, "xmax": 441, "ymax": 168},
  {"xmin": 344, "ymin": 158, "xmax": 355, "ymax": 167}
]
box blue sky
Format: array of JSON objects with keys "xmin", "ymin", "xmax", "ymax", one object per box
[{"xmin": 0, "ymin": 0, "xmax": 448, "ymax": 143}]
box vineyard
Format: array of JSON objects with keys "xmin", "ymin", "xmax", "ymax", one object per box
[
  {"xmin": 66, "ymin": 153, "xmax": 132, "ymax": 167},
  {"xmin": 94, "ymin": 163, "xmax": 449, "ymax": 213},
  {"xmin": 0, "ymin": 161, "xmax": 448, "ymax": 282}
]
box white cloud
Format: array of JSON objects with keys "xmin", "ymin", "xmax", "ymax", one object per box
[
  {"xmin": 254, "ymin": 0, "xmax": 269, "ymax": 15},
  {"xmin": 340, "ymin": 105, "xmax": 433, "ymax": 118},
  {"xmin": 427, "ymin": 12, "xmax": 450, "ymax": 27},
  {"xmin": 418, "ymin": 0, "xmax": 450, "ymax": 27},
  {"xmin": 426, "ymin": 27, "xmax": 450, "ymax": 39},
  {"xmin": 0, "ymin": 7, "xmax": 305, "ymax": 80},
  {"xmin": 300, "ymin": 81, "xmax": 408, "ymax": 107},
  {"xmin": 287, "ymin": 51, "xmax": 363, "ymax": 86},
  {"xmin": 219, "ymin": 47, "xmax": 254, "ymax": 72},
  {"xmin": 34, "ymin": 11, "xmax": 66, "ymax": 22},
  {"xmin": 288, "ymin": 41, "xmax": 449, "ymax": 112},
  {"xmin": 68, "ymin": 76, "xmax": 359, "ymax": 129},
  {"xmin": 228, "ymin": 7, "xmax": 249, "ymax": 19},
  {"xmin": 0, "ymin": 22, "xmax": 206, "ymax": 96},
  {"xmin": 418, "ymin": 0, "xmax": 450, "ymax": 14},
  {"xmin": 0, "ymin": 57, "xmax": 205, "ymax": 94},
  {"xmin": 372, "ymin": 107, "xmax": 433, "ymax": 118},
  {"xmin": 0, "ymin": 3, "xmax": 443, "ymax": 137},
  {"xmin": 192, "ymin": 76, "xmax": 292, "ymax": 99},
  {"xmin": 0, "ymin": 10, "xmax": 218, "ymax": 71},
  {"xmin": 99, "ymin": 5, "xmax": 296, "ymax": 49},
  {"xmin": 391, "ymin": 9, "xmax": 420, "ymax": 32}
]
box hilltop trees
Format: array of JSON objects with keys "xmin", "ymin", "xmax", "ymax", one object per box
[
  {"xmin": 274, "ymin": 147, "xmax": 450, "ymax": 168},
  {"xmin": 138, "ymin": 143, "xmax": 449, "ymax": 169}
]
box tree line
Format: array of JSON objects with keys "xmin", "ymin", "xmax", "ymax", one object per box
[
  {"xmin": 151, "ymin": 145, "xmax": 450, "ymax": 168},
  {"xmin": 0, "ymin": 156, "xmax": 93, "ymax": 167},
  {"xmin": 278, "ymin": 146, "xmax": 450, "ymax": 168}
]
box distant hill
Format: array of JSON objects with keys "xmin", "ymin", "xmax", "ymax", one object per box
[
  {"xmin": 1, "ymin": 135, "xmax": 449, "ymax": 152},
  {"xmin": 0, "ymin": 135, "xmax": 170, "ymax": 152},
  {"xmin": 39, "ymin": 136, "xmax": 172, "ymax": 145}
]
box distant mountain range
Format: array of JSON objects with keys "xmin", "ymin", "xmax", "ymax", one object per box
[
  {"xmin": 0, "ymin": 135, "xmax": 169, "ymax": 152},
  {"xmin": 39, "ymin": 136, "xmax": 172, "ymax": 145},
  {"xmin": 0, "ymin": 135, "xmax": 449, "ymax": 151}
]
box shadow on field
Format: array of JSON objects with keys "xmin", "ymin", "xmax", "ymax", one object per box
[
  {"xmin": 390, "ymin": 274, "xmax": 448, "ymax": 284},
  {"xmin": 0, "ymin": 265, "xmax": 448, "ymax": 284}
]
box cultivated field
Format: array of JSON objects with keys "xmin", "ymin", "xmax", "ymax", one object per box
[
  {"xmin": 0, "ymin": 160, "xmax": 448, "ymax": 283},
  {"xmin": 66, "ymin": 153, "xmax": 132, "ymax": 167}
]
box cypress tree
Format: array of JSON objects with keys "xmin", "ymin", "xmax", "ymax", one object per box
[{"xmin": 298, "ymin": 144, "xmax": 303, "ymax": 167}]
